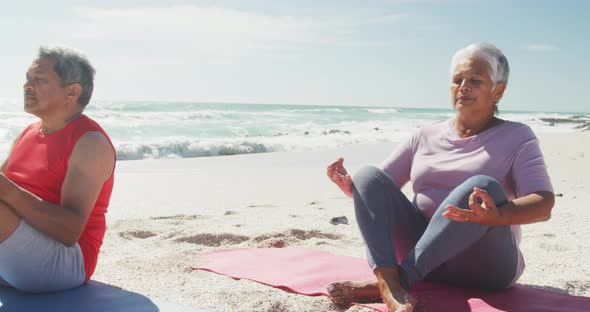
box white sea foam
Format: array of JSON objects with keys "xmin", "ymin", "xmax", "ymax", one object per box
[
  {"xmin": 0, "ymin": 99, "xmax": 584, "ymax": 161},
  {"xmin": 114, "ymin": 130, "xmax": 408, "ymax": 160},
  {"xmin": 366, "ymin": 108, "xmax": 400, "ymax": 114}
]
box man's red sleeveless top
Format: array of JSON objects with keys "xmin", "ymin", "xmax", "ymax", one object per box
[{"xmin": 4, "ymin": 115, "xmax": 115, "ymax": 281}]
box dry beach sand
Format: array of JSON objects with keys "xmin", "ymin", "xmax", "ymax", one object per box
[{"xmin": 92, "ymin": 131, "xmax": 590, "ymax": 311}]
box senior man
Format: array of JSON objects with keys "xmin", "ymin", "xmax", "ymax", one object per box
[{"xmin": 0, "ymin": 46, "xmax": 115, "ymax": 292}]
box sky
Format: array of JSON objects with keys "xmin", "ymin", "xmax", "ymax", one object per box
[{"xmin": 0, "ymin": 0, "xmax": 588, "ymax": 112}]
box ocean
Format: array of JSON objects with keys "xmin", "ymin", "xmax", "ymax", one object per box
[{"xmin": 0, "ymin": 99, "xmax": 586, "ymax": 161}]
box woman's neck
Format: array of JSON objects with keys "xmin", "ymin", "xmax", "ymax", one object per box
[{"xmin": 454, "ymin": 115, "xmax": 502, "ymax": 138}]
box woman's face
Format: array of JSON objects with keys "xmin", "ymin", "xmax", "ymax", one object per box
[{"xmin": 450, "ymin": 57, "xmax": 505, "ymax": 119}]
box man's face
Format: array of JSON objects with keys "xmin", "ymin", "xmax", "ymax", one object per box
[
  {"xmin": 450, "ymin": 58, "xmax": 503, "ymax": 117},
  {"xmin": 23, "ymin": 57, "xmax": 67, "ymax": 116}
]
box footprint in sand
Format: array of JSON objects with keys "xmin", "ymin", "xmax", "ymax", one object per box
[
  {"xmin": 288, "ymin": 229, "xmax": 342, "ymax": 240},
  {"xmin": 150, "ymin": 214, "xmax": 202, "ymax": 220},
  {"xmin": 252, "ymin": 229, "xmax": 341, "ymax": 242},
  {"xmin": 119, "ymin": 230, "xmax": 158, "ymax": 240},
  {"xmin": 149, "ymin": 214, "xmax": 205, "ymax": 225},
  {"xmin": 251, "ymin": 229, "xmax": 342, "ymax": 248},
  {"xmin": 174, "ymin": 233, "xmax": 250, "ymax": 247}
]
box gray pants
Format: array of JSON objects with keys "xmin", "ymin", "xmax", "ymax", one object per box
[
  {"xmin": 353, "ymin": 166, "xmax": 518, "ymax": 290},
  {"xmin": 0, "ymin": 221, "xmax": 86, "ymax": 293}
]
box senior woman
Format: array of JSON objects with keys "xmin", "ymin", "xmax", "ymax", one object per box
[{"xmin": 326, "ymin": 42, "xmax": 554, "ymax": 312}]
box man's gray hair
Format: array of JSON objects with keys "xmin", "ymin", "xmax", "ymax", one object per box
[
  {"xmin": 449, "ymin": 43, "xmax": 510, "ymax": 87},
  {"xmin": 38, "ymin": 46, "xmax": 96, "ymax": 106}
]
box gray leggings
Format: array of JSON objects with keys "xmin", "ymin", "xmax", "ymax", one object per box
[{"xmin": 352, "ymin": 166, "xmax": 518, "ymax": 290}]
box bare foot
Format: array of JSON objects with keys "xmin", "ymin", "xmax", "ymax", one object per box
[
  {"xmin": 327, "ymin": 281, "xmax": 381, "ymax": 308},
  {"xmin": 375, "ymin": 267, "xmax": 416, "ymax": 312}
]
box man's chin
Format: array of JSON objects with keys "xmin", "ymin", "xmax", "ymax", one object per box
[{"xmin": 23, "ymin": 103, "xmax": 41, "ymax": 115}]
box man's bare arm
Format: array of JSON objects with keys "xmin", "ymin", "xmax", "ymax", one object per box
[{"xmin": 0, "ymin": 132, "xmax": 114, "ymax": 246}]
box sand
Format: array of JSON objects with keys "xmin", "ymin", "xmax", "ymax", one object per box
[{"xmin": 92, "ymin": 131, "xmax": 590, "ymax": 311}]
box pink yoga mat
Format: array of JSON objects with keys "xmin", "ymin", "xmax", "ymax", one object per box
[{"xmin": 193, "ymin": 247, "xmax": 590, "ymax": 312}]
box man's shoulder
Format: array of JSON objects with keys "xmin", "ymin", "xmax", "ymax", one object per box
[
  {"xmin": 73, "ymin": 130, "xmax": 115, "ymax": 158},
  {"xmin": 75, "ymin": 115, "xmax": 104, "ymax": 131},
  {"xmin": 70, "ymin": 115, "xmax": 112, "ymax": 143}
]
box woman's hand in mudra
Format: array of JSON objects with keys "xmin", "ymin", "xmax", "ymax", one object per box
[
  {"xmin": 442, "ymin": 187, "xmax": 503, "ymax": 225},
  {"xmin": 327, "ymin": 157, "xmax": 353, "ymax": 197}
]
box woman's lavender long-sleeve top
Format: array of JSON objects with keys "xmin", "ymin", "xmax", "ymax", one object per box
[{"xmin": 380, "ymin": 119, "xmax": 553, "ymax": 282}]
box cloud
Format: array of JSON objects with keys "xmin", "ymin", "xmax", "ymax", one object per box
[
  {"xmin": 65, "ymin": 6, "xmax": 403, "ymax": 58},
  {"xmin": 71, "ymin": 7, "xmax": 318, "ymax": 57},
  {"xmin": 523, "ymin": 44, "xmax": 560, "ymax": 52}
]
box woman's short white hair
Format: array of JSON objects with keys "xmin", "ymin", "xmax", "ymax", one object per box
[{"xmin": 450, "ymin": 43, "xmax": 510, "ymax": 87}]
